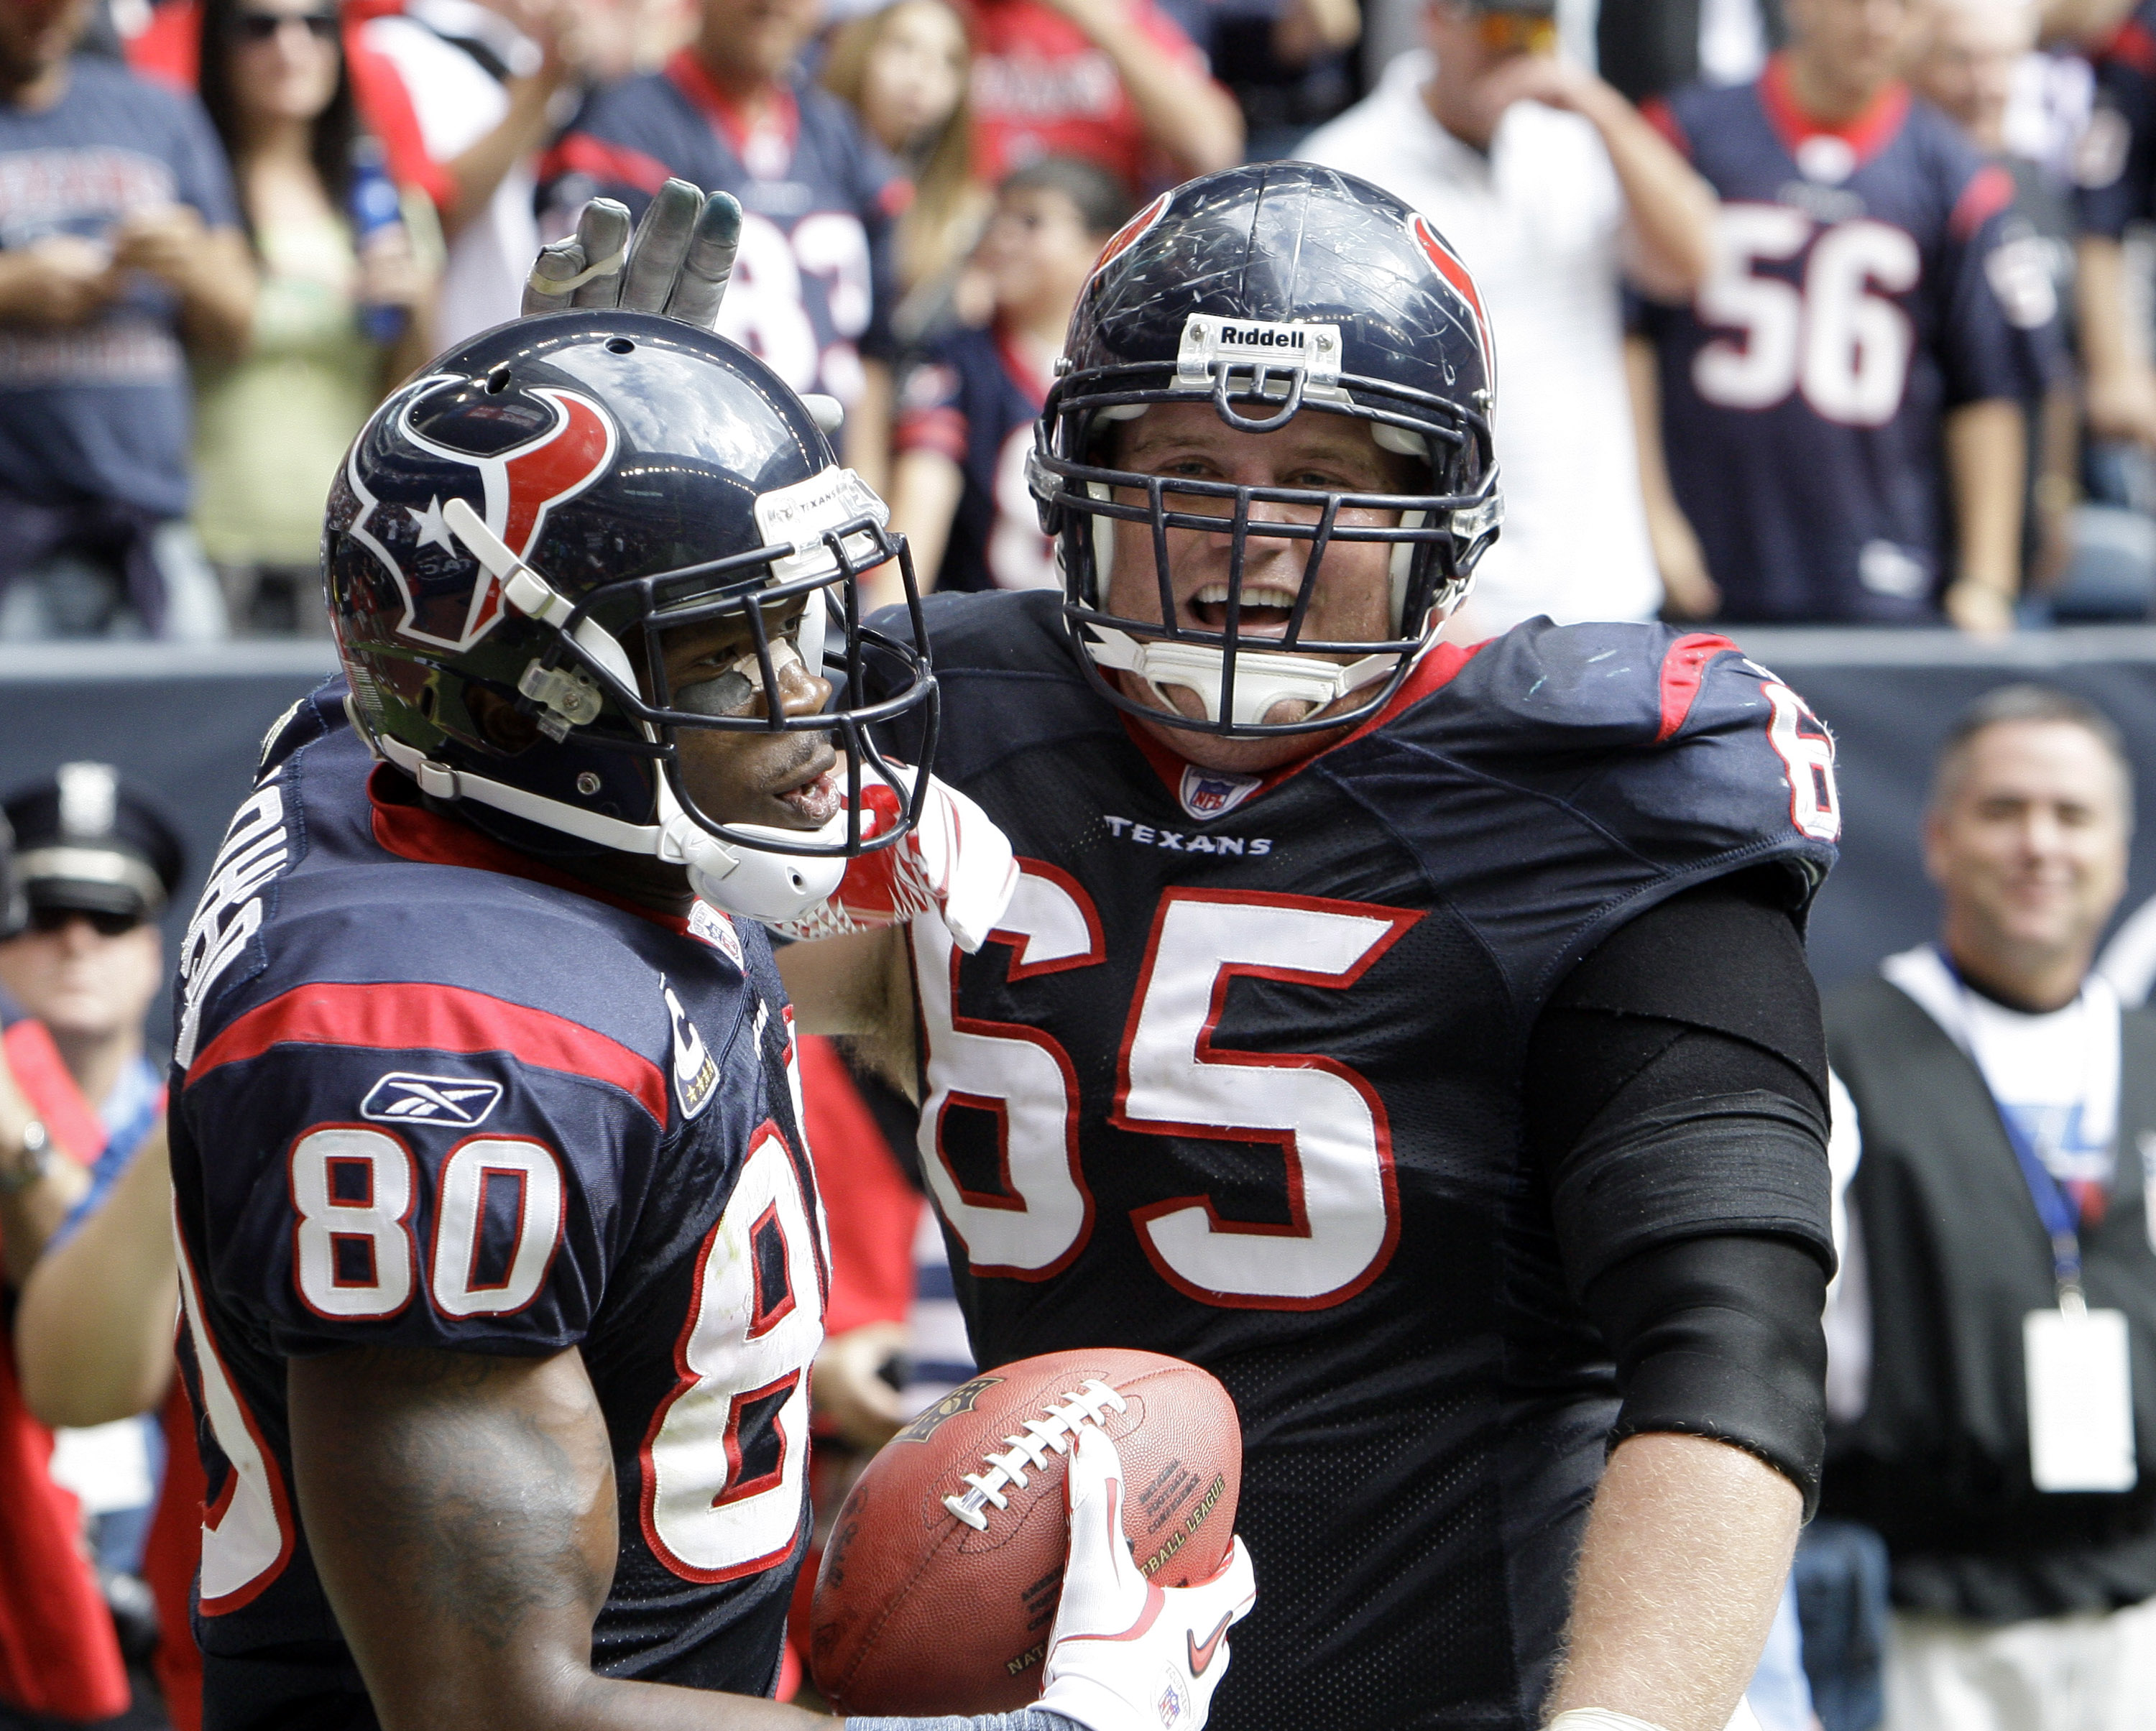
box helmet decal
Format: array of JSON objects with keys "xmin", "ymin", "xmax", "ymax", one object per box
[
  {"xmin": 1089, "ymin": 190, "xmax": 1169, "ymax": 277},
  {"xmin": 349, "ymin": 377, "xmax": 622, "ymax": 652},
  {"xmin": 1409, "ymin": 213, "xmax": 1495, "ymax": 386}
]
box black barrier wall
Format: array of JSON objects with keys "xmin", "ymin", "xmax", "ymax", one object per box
[{"xmin": 4, "ymin": 629, "xmax": 2155, "ymax": 1053}]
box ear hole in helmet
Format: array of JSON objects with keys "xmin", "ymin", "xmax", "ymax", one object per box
[
  {"xmin": 486, "ymin": 365, "xmax": 511, "ymax": 395},
  {"xmin": 606, "ymin": 338, "xmax": 635, "ymax": 355}
]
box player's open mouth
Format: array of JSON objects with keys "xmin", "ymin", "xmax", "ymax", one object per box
[
  {"xmin": 773, "ymin": 762, "xmax": 844, "ymax": 826},
  {"xmin": 1190, "ymin": 581, "xmax": 1300, "ymax": 634}
]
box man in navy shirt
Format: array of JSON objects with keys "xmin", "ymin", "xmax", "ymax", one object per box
[
  {"xmin": 1634, "ymin": 0, "xmax": 2053, "ymax": 629},
  {"xmin": 0, "ymin": 0, "xmax": 253, "ymax": 639},
  {"xmin": 542, "ymin": 0, "xmax": 902, "ymax": 493}
]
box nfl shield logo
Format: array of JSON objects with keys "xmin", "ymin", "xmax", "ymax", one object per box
[{"xmin": 1179, "ymin": 765, "xmax": 1262, "ymax": 821}]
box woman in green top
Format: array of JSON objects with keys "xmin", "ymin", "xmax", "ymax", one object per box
[{"xmin": 193, "ymin": 0, "xmax": 436, "ymax": 634}]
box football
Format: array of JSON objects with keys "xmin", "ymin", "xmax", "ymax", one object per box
[{"xmin": 808, "ymin": 1347, "xmax": 1242, "ymax": 1716}]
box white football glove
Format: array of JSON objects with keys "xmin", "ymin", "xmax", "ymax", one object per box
[
  {"xmin": 525, "ymin": 178, "xmax": 741, "ymax": 330},
  {"xmin": 1035, "ymin": 1426, "xmax": 1257, "ymax": 1731},
  {"xmin": 771, "ymin": 764, "xmax": 1018, "ymax": 954}
]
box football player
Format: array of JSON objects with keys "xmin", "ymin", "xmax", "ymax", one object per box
[
  {"xmin": 167, "ymin": 221, "xmax": 1253, "ymax": 1731},
  {"xmin": 782, "ymin": 169, "xmax": 1833, "ymax": 1731},
  {"xmin": 1631, "ymin": 0, "xmax": 2055, "ymax": 630},
  {"xmin": 550, "ymin": 166, "xmax": 1844, "ymax": 1730}
]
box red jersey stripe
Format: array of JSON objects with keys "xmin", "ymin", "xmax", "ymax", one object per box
[{"xmin": 186, "ymin": 982, "xmax": 668, "ymax": 1123}]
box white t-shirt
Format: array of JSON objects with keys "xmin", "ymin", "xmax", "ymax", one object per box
[
  {"xmin": 1298, "ymin": 50, "xmax": 1662, "ymax": 634},
  {"xmin": 364, "ymin": 0, "xmax": 542, "ymax": 351},
  {"xmin": 1883, "ymin": 943, "xmax": 2122, "ymax": 1193}
]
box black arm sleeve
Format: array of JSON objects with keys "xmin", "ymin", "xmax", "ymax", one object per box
[{"xmin": 1524, "ymin": 869, "xmax": 1834, "ymax": 1509}]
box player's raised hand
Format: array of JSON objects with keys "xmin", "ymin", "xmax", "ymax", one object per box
[
  {"xmin": 522, "ymin": 180, "xmax": 741, "ymax": 330},
  {"xmin": 770, "ymin": 764, "xmax": 1019, "ymax": 953},
  {"xmin": 1036, "ymin": 1426, "xmax": 1257, "ymax": 1731}
]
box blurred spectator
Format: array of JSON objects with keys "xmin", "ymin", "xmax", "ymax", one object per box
[
  {"xmin": 1914, "ymin": 0, "xmax": 2152, "ymax": 622},
  {"xmin": 1597, "ymin": 0, "xmax": 1782, "ymax": 103},
  {"xmin": 1823, "ymin": 686, "xmax": 2156, "ymax": 1731},
  {"xmin": 965, "ymin": 0, "xmax": 1243, "ymax": 195},
  {"xmin": 0, "ymin": 767, "xmax": 187, "ymax": 1729},
  {"xmin": 193, "ymin": 0, "xmax": 437, "ymax": 636},
  {"xmin": 361, "ymin": 0, "xmax": 583, "ymax": 348},
  {"xmin": 1301, "ymin": 0, "xmax": 1717, "ymax": 633},
  {"xmin": 1631, "ymin": 0, "xmax": 2055, "ymax": 629},
  {"xmin": 821, "ymin": 0, "xmax": 990, "ymax": 338},
  {"xmin": 545, "ymin": 0, "xmax": 902, "ymax": 490},
  {"xmin": 0, "ymin": 765, "xmax": 178, "ymax": 1227},
  {"xmin": 886, "ymin": 156, "xmax": 1127, "ymax": 603},
  {"xmin": 1178, "ymin": 0, "xmax": 1362, "ymax": 160},
  {"xmin": 0, "ymin": 0, "xmax": 254, "ymax": 642}
]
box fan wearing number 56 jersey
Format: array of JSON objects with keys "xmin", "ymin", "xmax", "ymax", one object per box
[
  {"xmin": 165, "ymin": 305, "xmax": 1256, "ymax": 1731},
  {"xmin": 775, "ymin": 164, "xmax": 1846, "ymax": 1731},
  {"xmin": 1634, "ymin": 11, "xmax": 2057, "ymax": 628}
]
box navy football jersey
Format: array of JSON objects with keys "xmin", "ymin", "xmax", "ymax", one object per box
[
  {"xmin": 895, "ymin": 319, "xmax": 1054, "ymax": 594},
  {"xmin": 1639, "ymin": 60, "xmax": 2054, "ymax": 623},
  {"xmin": 874, "ymin": 590, "xmax": 1839, "ymax": 1731},
  {"xmin": 167, "ymin": 687, "xmax": 826, "ymax": 1728},
  {"xmin": 543, "ymin": 54, "xmax": 900, "ymax": 407},
  {"xmin": 2077, "ymin": 5, "xmax": 2156, "ymax": 239}
]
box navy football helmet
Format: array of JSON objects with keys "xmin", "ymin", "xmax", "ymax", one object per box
[
  {"xmin": 327, "ymin": 311, "xmax": 936, "ymax": 920},
  {"xmin": 1030, "ymin": 163, "xmax": 1503, "ymax": 737}
]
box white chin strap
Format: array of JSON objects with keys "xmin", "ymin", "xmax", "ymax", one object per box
[
  {"xmin": 1080, "ymin": 622, "xmax": 1401, "ymax": 728},
  {"xmin": 356, "ymin": 500, "xmax": 857, "ymax": 926}
]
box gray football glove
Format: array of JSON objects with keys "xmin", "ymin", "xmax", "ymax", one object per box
[{"xmin": 523, "ymin": 178, "xmax": 741, "ymax": 330}]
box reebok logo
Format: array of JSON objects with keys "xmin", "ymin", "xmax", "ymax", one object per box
[{"xmin": 360, "ymin": 1072, "xmax": 503, "ymax": 1127}]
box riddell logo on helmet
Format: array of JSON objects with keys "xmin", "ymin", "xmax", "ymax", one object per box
[
  {"xmin": 346, "ymin": 374, "xmax": 620, "ymax": 653},
  {"xmin": 1215, "ymin": 325, "xmax": 1304, "ymax": 350}
]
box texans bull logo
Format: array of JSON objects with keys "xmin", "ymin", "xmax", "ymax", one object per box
[
  {"xmin": 344, "ymin": 374, "xmax": 620, "ymax": 652},
  {"xmin": 1408, "ymin": 213, "xmax": 1495, "ymax": 392}
]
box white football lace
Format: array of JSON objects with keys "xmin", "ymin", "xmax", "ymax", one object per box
[{"xmin": 942, "ymin": 1379, "xmax": 1129, "ymax": 1531}]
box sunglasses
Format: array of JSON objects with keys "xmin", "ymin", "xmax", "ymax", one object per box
[
  {"xmin": 232, "ymin": 10, "xmax": 340, "ymax": 42},
  {"xmin": 1475, "ymin": 12, "xmax": 1558, "ymax": 53},
  {"xmin": 28, "ymin": 905, "xmax": 145, "ymax": 938}
]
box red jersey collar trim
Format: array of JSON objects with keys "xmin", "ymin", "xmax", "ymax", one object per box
[
  {"xmin": 367, "ymin": 765, "xmax": 691, "ymax": 935},
  {"xmin": 666, "ymin": 49, "xmax": 799, "ymax": 166},
  {"xmin": 993, "ymin": 318, "xmax": 1053, "ymax": 405},
  {"xmin": 1118, "ymin": 635, "xmax": 1486, "ymax": 809},
  {"xmin": 1758, "ymin": 52, "xmax": 1909, "ymax": 169}
]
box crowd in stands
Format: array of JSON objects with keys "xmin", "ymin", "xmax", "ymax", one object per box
[{"xmin": 2, "ymin": 0, "xmax": 2156, "ymax": 634}]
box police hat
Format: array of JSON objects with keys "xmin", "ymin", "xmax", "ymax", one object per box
[{"xmin": 2, "ymin": 764, "xmax": 186, "ymax": 925}]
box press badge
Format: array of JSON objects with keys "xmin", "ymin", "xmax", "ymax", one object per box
[{"xmin": 2025, "ymin": 1305, "xmax": 2137, "ymax": 1492}]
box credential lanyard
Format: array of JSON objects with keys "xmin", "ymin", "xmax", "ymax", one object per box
[
  {"xmin": 1997, "ymin": 1109, "xmax": 2089, "ymax": 1314},
  {"xmin": 1936, "ymin": 948, "xmax": 2091, "ymax": 1313}
]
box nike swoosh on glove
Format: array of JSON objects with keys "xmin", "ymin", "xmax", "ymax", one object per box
[
  {"xmin": 1033, "ymin": 1426, "xmax": 1258, "ymax": 1731},
  {"xmin": 771, "ymin": 765, "xmax": 1018, "ymax": 954}
]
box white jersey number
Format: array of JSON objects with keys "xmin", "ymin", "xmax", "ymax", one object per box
[
  {"xmin": 176, "ymin": 1211, "xmax": 296, "ymax": 1614},
  {"xmin": 916, "ymin": 867, "xmax": 1414, "ymax": 1308},
  {"xmin": 643, "ymin": 1124, "xmax": 825, "ymax": 1581},
  {"xmin": 1763, "ymin": 680, "xmax": 1843, "ymax": 841},
  {"xmin": 1693, "ymin": 205, "xmax": 1920, "ymax": 428},
  {"xmin": 716, "ymin": 211, "xmax": 872, "ymax": 406}
]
